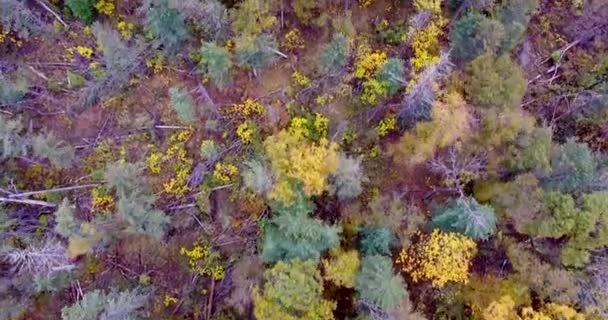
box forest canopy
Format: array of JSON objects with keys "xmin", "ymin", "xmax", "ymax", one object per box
[{"xmin": 1, "ymin": 0, "xmax": 608, "ymax": 319}]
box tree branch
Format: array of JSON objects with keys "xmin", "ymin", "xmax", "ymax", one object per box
[
  {"xmin": 8, "ymin": 183, "xmax": 101, "ymax": 199},
  {"xmin": 0, "ymin": 197, "xmax": 57, "ymax": 208}
]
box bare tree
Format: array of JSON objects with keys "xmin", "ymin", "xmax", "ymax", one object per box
[
  {"xmin": 2, "ymin": 240, "xmax": 75, "ymax": 276},
  {"xmin": 427, "ymin": 146, "xmax": 486, "ymax": 196},
  {"xmin": 398, "ymin": 51, "xmax": 452, "ymax": 125}
]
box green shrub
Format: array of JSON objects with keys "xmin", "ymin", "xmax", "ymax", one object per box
[
  {"xmin": 169, "ymin": 86, "xmax": 196, "ymax": 122},
  {"xmin": 376, "ymin": 58, "xmax": 406, "ymax": 97},
  {"xmin": 0, "ymin": 115, "xmax": 25, "ymax": 159},
  {"xmin": 168, "ymin": 0, "xmax": 230, "ymax": 42},
  {"xmin": 320, "ymin": 33, "xmax": 351, "ymax": 74},
  {"xmin": 105, "ymin": 162, "xmax": 170, "ymax": 239},
  {"xmin": 0, "ymin": 0, "xmax": 50, "ymax": 38},
  {"xmin": 0, "ymin": 76, "xmax": 28, "ymax": 105},
  {"xmin": 61, "ymin": 288, "xmax": 149, "ymax": 320},
  {"xmin": 235, "ymin": 33, "xmax": 279, "ymax": 73},
  {"xmin": 143, "ymin": 0, "xmax": 190, "ymax": 53},
  {"xmin": 198, "ymin": 42, "xmax": 233, "ymax": 88},
  {"xmin": 65, "ymin": 0, "xmax": 96, "ymax": 24},
  {"xmin": 32, "ymin": 133, "xmax": 75, "ymax": 168}
]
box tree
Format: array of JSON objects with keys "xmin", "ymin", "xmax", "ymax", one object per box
[
  {"xmin": 142, "ymin": 0, "xmax": 190, "ymax": 53},
  {"xmin": 169, "ymin": 86, "xmax": 196, "ymax": 123},
  {"xmin": 398, "ymin": 229, "xmax": 477, "ymax": 287},
  {"xmin": 230, "ymin": 0, "xmax": 276, "ymax": 36},
  {"xmin": 261, "ymin": 191, "xmax": 341, "ymax": 263},
  {"xmin": 322, "ymin": 248, "xmax": 360, "ymax": 288},
  {"xmin": 66, "ymin": 0, "xmax": 96, "ymax": 24},
  {"xmin": 491, "ymin": 173, "xmax": 544, "ymax": 234},
  {"xmin": 476, "ymin": 107, "xmax": 535, "ymax": 148},
  {"xmin": 2, "ymin": 241, "xmax": 74, "ymax": 276},
  {"xmin": 252, "ymin": 259, "xmax": 336, "ymax": 320},
  {"xmin": 61, "ymin": 288, "xmax": 149, "ymax": 320},
  {"xmin": 168, "ymin": 0, "xmax": 230, "ymax": 42},
  {"xmin": 449, "ymin": 11, "xmax": 505, "ymax": 64},
  {"xmin": 428, "ymin": 146, "xmax": 485, "ymax": 195},
  {"xmin": 359, "ymin": 226, "xmax": 393, "ymax": 256},
  {"xmin": 198, "ymin": 42, "xmax": 233, "ymax": 88},
  {"xmin": 390, "ymin": 93, "xmax": 471, "ymax": 166},
  {"xmin": 328, "ymin": 154, "xmax": 365, "ymax": 201},
  {"xmin": 356, "ymin": 255, "xmax": 407, "ymax": 311},
  {"xmin": 497, "ymin": 0, "xmax": 539, "ymax": 53},
  {"xmin": 320, "ymin": 33, "xmax": 351, "ymax": 74},
  {"xmin": 235, "ymin": 33, "xmax": 279, "ymax": 74},
  {"xmin": 505, "ymin": 126, "xmax": 552, "ymax": 174},
  {"xmin": 105, "ymin": 162, "xmax": 170, "ymax": 239},
  {"xmin": 398, "ymin": 51, "xmax": 452, "ymax": 129},
  {"xmin": 543, "ymin": 138, "xmax": 597, "ymax": 193},
  {"xmin": 432, "ymin": 197, "xmax": 497, "ymax": 240},
  {"xmin": 465, "ymin": 53, "xmax": 527, "ymax": 109},
  {"xmin": 264, "ymin": 129, "xmax": 339, "ymax": 204}
]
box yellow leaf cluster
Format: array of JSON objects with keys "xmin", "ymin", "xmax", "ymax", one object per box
[
  {"xmin": 264, "ymin": 129, "xmax": 339, "ymax": 204},
  {"xmin": 163, "ymin": 294, "xmax": 178, "ymax": 307},
  {"xmin": 117, "ymin": 20, "xmax": 135, "ymax": 40},
  {"xmin": 95, "ymin": 0, "xmax": 115, "ymax": 16},
  {"xmin": 355, "ymin": 50, "xmax": 387, "ymax": 79},
  {"xmin": 291, "ymin": 70, "xmax": 311, "ymax": 87},
  {"xmin": 227, "ymin": 98, "xmax": 266, "ymax": 118},
  {"xmin": 360, "ymin": 78, "xmax": 387, "ymax": 105},
  {"xmin": 358, "ymin": 0, "xmax": 374, "ymax": 8},
  {"xmin": 283, "ymin": 28, "xmax": 305, "ymax": 51},
  {"xmin": 76, "ymin": 46, "xmax": 94, "ymax": 59},
  {"xmin": 212, "ymin": 162, "xmax": 239, "ymax": 184},
  {"xmin": 236, "ymin": 121, "xmax": 255, "ymax": 144},
  {"xmin": 180, "ymin": 244, "xmax": 225, "ymax": 280},
  {"xmin": 146, "ymin": 53, "xmax": 164, "ymax": 74},
  {"xmin": 90, "ymin": 186, "xmax": 115, "ymax": 215},
  {"xmin": 377, "ymin": 115, "xmax": 397, "ymax": 137},
  {"xmin": 410, "ymin": 21, "xmax": 443, "ymax": 72},
  {"xmin": 414, "ymin": 0, "xmax": 442, "ymax": 15},
  {"xmin": 145, "ymin": 130, "xmax": 193, "ymax": 197},
  {"xmin": 397, "ymin": 229, "xmax": 477, "ymax": 288},
  {"xmin": 389, "ymin": 93, "xmax": 470, "ymax": 165}
]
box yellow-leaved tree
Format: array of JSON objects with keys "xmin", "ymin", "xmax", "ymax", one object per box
[
  {"xmin": 264, "ymin": 129, "xmax": 339, "ymax": 204},
  {"xmin": 389, "ymin": 93, "xmax": 471, "ymax": 166},
  {"xmin": 397, "ymin": 229, "xmax": 477, "ymax": 288},
  {"xmin": 483, "ymin": 295, "xmax": 587, "ymax": 320}
]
